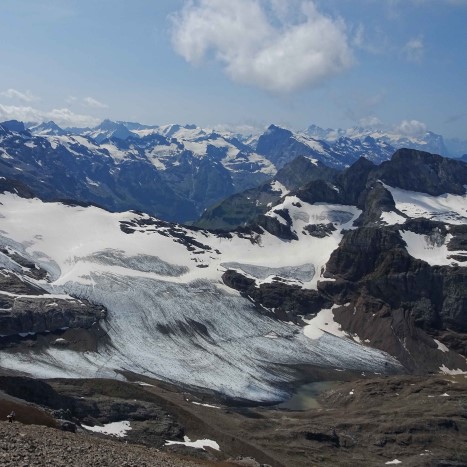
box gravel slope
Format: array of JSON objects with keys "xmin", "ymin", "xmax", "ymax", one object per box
[{"xmin": 0, "ymin": 421, "xmax": 209, "ymax": 467}]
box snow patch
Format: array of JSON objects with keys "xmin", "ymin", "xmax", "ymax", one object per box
[
  {"xmin": 191, "ymin": 402, "xmax": 221, "ymax": 409},
  {"xmin": 380, "ymin": 210, "xmax": 406, "ymax": 225},
  {"xmin": 434, "ymin": 339, "xmax": 449, "ymax": 353},
  {"xmin": 439, "ymin": 365, "xmax": 467, "ymax": 375},
  {"xmin": 303, "ymin": 305, "xmax": 348, "ymax": 340},
  {"xmin": 386, "ymin": 185, "xmax": 467, "ymax": 225},
  {"xmin": 82, "ymin": 420, "xmax": 132, "ymax": 438},
  {"xmin": 165, "ymin": 436, "xmax": 220, "ymax": 451},
  {"xmin": 270, "ymin": 180, "xmax": 288, "ymax": 196},
  {"xmin": 401, "ymin": 231, "xmax": 462, "ymax": 266}
]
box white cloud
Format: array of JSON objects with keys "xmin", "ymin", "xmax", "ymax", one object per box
[
  {"xmin": 0, "ymin": 104, "xmax": 100, "ymax": 128},
  {"xmin": 389, "ymin": 0, "xmax": 467, "ymax": 7},
  {"xmin": 358, "ymin": 116, "xmax": 383, "ymax": 128},
  {"xmin": 0, "ymin": 88, "xmax": 38, "ymax": 103},
  {"xmin": 415, "ymin": 0, "xmax": 467, "ymax": 4},
  {"xmin": 171, "ymin": 0, "xmax": 353, "ymax": 93},
  {"xmin": 396, "ymin": 119, "xmax": 427, "ymax": 136},
  {"xmin": 65, "ymin": 95, "xmax": 78, "ymax": 105},
  {"xmin": 403, "ymin": 36, "xmax": 424, "ymax": 63},
  {"xmin": 83, "ymin": 96, "xmax": 108, "ymax": 109}
]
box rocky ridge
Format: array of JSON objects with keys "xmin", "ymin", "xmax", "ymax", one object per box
[
  {"xmin": 196, "ymin": 156, "xmax": 337, "ymax": 230},
  {"xmin": 0, "ymin": 239, "xmax": 106, "ymax": 345},
  {"xmin": 0, "ymin": 421, "xmax": 207, "ymax": 467},
  {"xmin": 219, "ymin": 149, "xmax": 467, "ymax": 375},
  {"xmin": 0, "ymin": 373, "xmax": 465, "ymax": 467}
]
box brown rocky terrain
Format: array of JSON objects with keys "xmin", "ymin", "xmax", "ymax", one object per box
[
  {"xmin": 0, "ymin": 420, "xmax": 210, "ymax": 466},
  {"xmin": 0, "ymin": 373, "xmax": 466, "ymax": 467}
]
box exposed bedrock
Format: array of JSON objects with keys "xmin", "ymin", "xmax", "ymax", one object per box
[
  {"xmin": 319, "ymin": 226, "xmax": 467, "ymax": 371},
  {"xmin": 354, "ymin": 182, "xmax": 402, "ymax": 226},
  {"xmin": 255, "ymin": 214, "xmax": 298, "ymax": 241},
  {"xmin": 322, "ymin": 227, "xmax": 467, "ymax": 331},
  {"xmin": 369, "ymin": 148, "xmax": 467, "ymax": 196},
  {"xmin": 0, "ymin": 296, "xmax": 106, "ymax": 337},
  {"xmin": 222, "ymin": 270, "xmax": 331, "ymax": 322},
  {"xmin": 0, "ymin": 253, "xmax": 106, "ymax": 337},
  {"xmin": 0, "ymin": 377, "xmax": 184, "ymax": 447},
  {"xmin": 221, "ymin": 220, "xmax": 467, "ymax": 373}
]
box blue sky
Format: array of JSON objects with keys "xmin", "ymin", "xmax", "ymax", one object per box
[{"xmin": 0, "ymin": 0, "xmax": 466, "ymax": 138}]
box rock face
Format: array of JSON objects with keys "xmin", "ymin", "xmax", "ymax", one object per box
[
  {"xmin": 222, "ymin": 270, "xmax": 330, "ymax": 322},
  {"xmin": 0, "ymin": 247, "xmax": 106, "ymax": 339},
  {"xmin": 370, "ymin": 148, "xmax": 467, "ymax": 196},
  {"xmin": 219, "ymin": 149, "xmax": 467, "ymax": 374},
  {"xmin": 0, "ymin": 294, "xmax": 106, "ymax": 337},
  {"xmin": 0, "ymin": 178, "xmax": 35, "ymax": 199},
  {"xmin": 256, "ymin": 125, "xmax": 332, "ymax": 169},
  {"xmin": 196, "ymin": 156, "xmax": 338, "ymax": 230},
  {"xmin": 327, "ymin": 223, "xmax": 466, "ymax": 364},
  {"xmin": 0, "ymin": 120, "xmax": 26, "ymax": 133},
  {"xmin": 275, "ymin": 155, "xmax": 338, "ymax": 188}
]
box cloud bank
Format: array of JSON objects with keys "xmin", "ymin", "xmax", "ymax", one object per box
[
  {"xmin": 403, "ymin": 36, "xmax": 424, "ymax": 63},
  {"xmin": 0, "ymin": 104, "xmax": 100, "ymax": 128},
  {"xmin": 0, "ymin": 88, "xmax": 38, "ymax": 103},
  {"xmin": 171, "ymin": 0, "xmax": 353, "ymax": 93},
  {"xmin": 396, "ymin": 119, "xmax": 427, "ymax": 136},
  {"xmin": 83, "ymin": 96, "xmax": 108, "ymax": 109}
]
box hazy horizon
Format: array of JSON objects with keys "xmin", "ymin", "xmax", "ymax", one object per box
[{"xmin": 1, "ymin": 0, "xmax": 466, "ymax": 139}]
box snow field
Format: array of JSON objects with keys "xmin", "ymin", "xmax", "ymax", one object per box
[{"xmin": 0, "ymin": 193, "xmax": 401, "ymax": 401}]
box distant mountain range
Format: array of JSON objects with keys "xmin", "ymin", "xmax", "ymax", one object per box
[
  {"xmin": 0, "ymin": 118, "xmax": 465, "ymax": 224},
  {"xmin": 305, "ymin": 123, "xmax": 467, "ymax": 158},
  {"xmin": 0, "ymin": 120, "xmax": 275, "ymax": 222}
]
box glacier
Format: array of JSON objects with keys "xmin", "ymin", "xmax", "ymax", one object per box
[{"xmin": 0, "ymin": 193, "xmax": 401, "ymax": 401}]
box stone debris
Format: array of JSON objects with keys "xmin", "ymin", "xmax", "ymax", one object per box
[{"xmin": 0, "ymin": 421, "xmax": 205, "ymax": 467}]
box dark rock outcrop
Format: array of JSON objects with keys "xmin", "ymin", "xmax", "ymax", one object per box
[
  {"xmin": 196, "ymin": 156, "xmax": 338, "ymax": 231},
  {"xmin": 370, "ymin": 148, "xmax": 467, "ymax": 196},
  {"xmin": 0, "ymin": 296, "xmax": 106, "ymax": 337},
  {"xmin": 222, "ymin": 270, "xmax": 330, "ymax": 322},
  {"xmin": 0, "ymin": 253, "xmax": 107, "ymax": 338},
  {"xmin": 323, "ymin": 226, "xmax": 467, "ymax": 332},
  {"xmin": 214, "ymin": 149, "xmax": 467, "ymax": 373},
  {"xmin": 318, "ymin": 225, "xmax": 467, "ymax": 370},
  {"xmin": 0, "ymin": 177, "xmax": 35, "ymax": 199},
  {"xmin": 354, "ymin": 182, "xmax": 401, "ymax": 226},
  {"xmin": 0, "ymin": 120, "xmax": 27, "ymax": 133},
  {"xmin": 256, "ymin": 215, "xmax": 298, "ymax": 241},
  {"xmin": 275, "ymin": 156, "xmax": 338, "ymax": 188}
]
